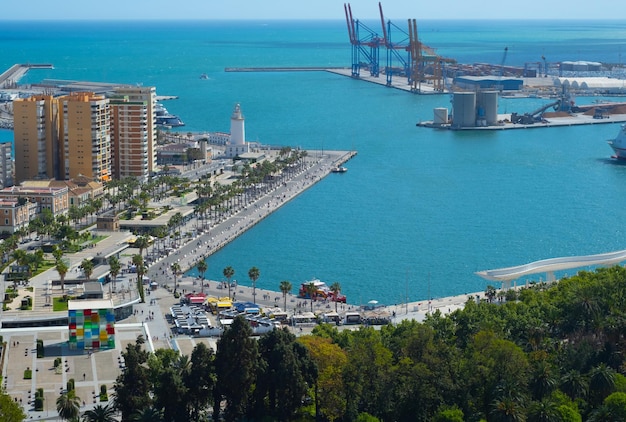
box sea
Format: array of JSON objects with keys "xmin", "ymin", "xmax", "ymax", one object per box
[{"xmin": 2, "ymin": 19, "xmax": 626, "ymax": 305}]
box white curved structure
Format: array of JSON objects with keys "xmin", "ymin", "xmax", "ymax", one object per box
[{"xmin": 476, "ymin": 249, "xmax": 626, "ymax": 283}]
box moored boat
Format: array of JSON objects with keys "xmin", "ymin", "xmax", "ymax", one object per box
[
  {"xmin": 331, "ymin": 166, "xmax": 348, "ymax": 173},
  {"xmin": 298, "ymin": 279, "xmax": 346, "ymax": 303},
  {"xmin": 609, "ymin": 124, "xmax": 626, "ymax": 159}
]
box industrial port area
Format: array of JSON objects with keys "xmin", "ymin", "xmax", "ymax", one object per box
[{"xmin": 340, "ymin": 3, "xmax": 626, "ymax": 130}]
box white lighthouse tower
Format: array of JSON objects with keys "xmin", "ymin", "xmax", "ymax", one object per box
[{"xmin": 226, "ymin": 103, "xmax": 250, "ymax": 158}]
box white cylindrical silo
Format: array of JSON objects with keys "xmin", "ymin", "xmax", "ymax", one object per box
[
  {"xmin": 481, "ymin": 91, "xmax": 499, "ymax": 125},
  {"xmin": 452, "ymin": 92, "xmax": 476, "ymax": 128},
  {"xmin": 433, "ymin": 108, "xmax": 449, "ymax": 125}
]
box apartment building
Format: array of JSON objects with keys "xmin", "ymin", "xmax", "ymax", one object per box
[
  {"xmin": 12, "ymin": 95, "xmax": 59, "ymax": 183},
  {"xmin": 109, "ymin": 96, "xmax": 150, "ymax": 182},
  {"xmin": 111, "ymin": 87, "xmax": 157, "ymax": 177},
  {"xmin": 59, "ymin": 92, "xmax": 111, "ymax": 182},
  {"xmin": 14, "ymin": 87, "xmax": 157, "ymax": 185},
  {"xmin": 0, "ymin": 142, "xmax": 14, "ymax": 188}
]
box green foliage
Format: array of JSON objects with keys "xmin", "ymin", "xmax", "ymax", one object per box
[
  {"xmin": 602, "ymin": 392, "xmax": 626, "ymax": 420},
  {"xmin": 34, "ymin": 396, "xmax": 44, "ymax": 412},
  {"xmin": 0, "ymin": 388, "xmax": 24, "ymax": 422},
  {"xmin": 67, "ymin": 378, "xmax": 75, "ymax": 392},
  {"xmin": 36, "ymin": 339, "xmax": 44, "ymax": 358},
  {"xmin": 56, "ymin": 389, "xmax": 81, "ymax": 421},
  {"xmin": 433, "ymin": 405, "xmax": 464, "ymax": 422},
  {"xmin": 355, "ymin": 413, "xmax": 380, "ymax": 422},
  {"xmin": 23, "ymin": 368, "xmax": 32, "ymax": 379},
  {"xmin": 54, "ymin": 357, "xmax": 62, "ymax": 368},
  {"xmin": 214, "ymin": 315, "xmax": 258, "ymax": 421},
  {"xmin": 114, "ymin": 337, "xmax": 152, "ymax": 420},
  {"xmin": 82, "ymin": 403, "xmax": 116, "ymax": 422},
  {"xmin": 53, "ymin": 296, "xmax": 70, "ymax": 311}
]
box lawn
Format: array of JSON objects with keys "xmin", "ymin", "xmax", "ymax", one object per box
[{"xmin": 52, "ymin": 296, "xmax": 72, "ymax": 311}]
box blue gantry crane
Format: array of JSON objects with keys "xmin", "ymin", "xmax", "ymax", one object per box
[
  {"xmin": 378, "ymin": 2, "xmax": 411, "ymax": 86},
  {"xmin": 344, "ymin": 3, "xmax": 455, "ymax": 91},
  {"xmin": 344, "ymin": 3, "xmax": 382, "ymax": 78}
]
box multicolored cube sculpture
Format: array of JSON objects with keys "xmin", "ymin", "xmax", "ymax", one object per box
[{"xmin": 68, "ymin": 299, "xmax": 115, "ymax": 350}]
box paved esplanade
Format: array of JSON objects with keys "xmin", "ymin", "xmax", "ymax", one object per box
[{"xmin": 476, "ymin": 249, "xmax": 626, "ymax": 285}]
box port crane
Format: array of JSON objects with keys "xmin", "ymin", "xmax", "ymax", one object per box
[
  {"xmin": 344, "ymin": 3, "xmax": 455, "ymax": 91},
  {"xmin": 344, "ymin": 3, "xmax": 382, "ymax": 78},
  {"xmin": 378, "ymin": 2, "xmax": 411, "ymax": 86},
  {"xmin": 407, "ymin": 19, "xmax": 454, "ymax": 92}
]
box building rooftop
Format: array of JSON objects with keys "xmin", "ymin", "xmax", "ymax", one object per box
[{"xmin": 68, "ymin": 299, "xmax": 114, "ymax": 310}]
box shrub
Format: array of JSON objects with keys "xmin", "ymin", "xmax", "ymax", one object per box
[
  {"xmin": 36, "ymin": 339, "xmax": 44, "ymax": 358},
  {"xmin": 54, "ymin": 357, "xmax": 62, "ymax": 368},
  {"xmin": 34, "ymin": 396, "xmax": 44, "ymax": 411},
  {"xmin": 23, "ymin": 368, "xmax": 32, "ymax": 379},
  {"xmin": 100, "ymin": 384, "xmax": 108, "ymax": 401},
  {"xmin": 67, "ymin": 378, "xmax": 75, "ymax": 392}
]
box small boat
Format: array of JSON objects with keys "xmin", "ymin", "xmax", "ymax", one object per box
[
  {"xmin": 297, "ymin": 279, "xmax": 346, "ymax": 303},
  {"xmin": 608, "ymin": 124, "xmax": 626, "ymax": 159},
  {"xmin": 331, "ymin": 166, "xmax": 348, "ymax": 173},
  {"xmin": 199, "ymin": 73, "xmax": 209, "ymax": 80}
]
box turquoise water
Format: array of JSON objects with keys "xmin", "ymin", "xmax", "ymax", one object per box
[{"xmin": 2, "ymin": 20, "xmax": 626, "ymax": 304}]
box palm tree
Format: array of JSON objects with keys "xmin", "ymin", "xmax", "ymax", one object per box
[
  {"xmin": 223, "ymin": 266, "xmax": 235, "ymax": 300},
  {"xmin": 329, "ymin": 281, "xmax": 342, "ymax": 312},
  {"xmin": 527, "ymin": 397, "xmax": 561, "ymax": 422},
  {"xmin": 56, "ymin": 390, "xmax": 81, "ymax": 421},
  {"xmin": 131, "ymin": 407, "xmax": 163, "ymax": 422},
  {"xmin": 196, "ymin": 260, "xmax": 208, "ymax": 294},
  {"xmin": 248, "ymin": 266, "xmax": 260, "ymax": 304},
  {"xmin": 489, "ymin": 397, "xmax": 525, "ymax": 422},
  {"xmin": 80, "ymin": 259, "xmax": 94, "ymax": 281},
  {"xmin": 55, "ymin": 259, "xmax": 69, "ymax": 294},
  {"xmin": 133, "ymin": 254, "xmax": 146, "ymax": 303},
  {"xmin": 171, "ymin": 262, "xmax": 181, "ymax": 295},
  {"xmin": 82, "ymin": 403, "xmax": 117, "ymax": 422},
  {"xmin": 305, "ymin": 282, "xmax": 317, "ymax": 312},
  {"xmin": 108, "ymin": 256, "xmax": 121, "ymax": 293},
  {"xmin": 589, "ymin": 363, "xmax": 616, "ymax": 405},
  {"xmin": 279, "ymin": 280, "xmax": 292, "ymax": 311},
  {"xmin": 133, "ymin": 235, "xmax": 150, "ymax": 258},
  {"xmin": 560, "ymin": 369, "xmax": 588, "ymax": 401}
]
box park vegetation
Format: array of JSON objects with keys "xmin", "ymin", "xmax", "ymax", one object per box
[{"xmin": 111, "ymin": 266, "xmax": 626, "ymax": 421}]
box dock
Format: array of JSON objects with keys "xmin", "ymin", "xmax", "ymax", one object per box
[
  {"xmin": 0, "ymin": 63, "xmax": 53, "ymax": 89},
  {"xmin": 225, "ymin": 66, "xmax": 349, "ymax": 72},
  {"xmin": 418, "ymin": 113, "xmax": 626, "ymax": 130}
]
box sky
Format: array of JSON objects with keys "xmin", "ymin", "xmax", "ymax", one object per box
[{"xmin": 2, "ymin": 0, "xmax": 626, "ymax": 20}]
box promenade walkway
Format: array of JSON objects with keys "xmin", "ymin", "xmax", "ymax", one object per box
[{"xmin": 476, "ymin": 249, "xmax": 626, "ymax": 285}]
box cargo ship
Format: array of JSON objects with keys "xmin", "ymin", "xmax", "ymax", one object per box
[{"xmin": 609, "ymin": 124, "xmax": 626, "ymax": 159}]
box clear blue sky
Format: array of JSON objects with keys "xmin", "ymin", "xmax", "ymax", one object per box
[{"xmin": 2, "ymin": 0, "xmax": 625, "ymax": 20}]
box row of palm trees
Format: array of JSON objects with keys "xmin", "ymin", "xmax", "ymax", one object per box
[
  {"xmin": 196, "ymin": 264, "xmax": 343, "ymax": 313},
  {"xmin": 192, "ymin": 149, "xmax": 309, "ymax": 229}
]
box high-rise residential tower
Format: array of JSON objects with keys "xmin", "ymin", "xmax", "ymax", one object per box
[
  {"xmin": 112, "ymin": 87, "xmax": 157, "ymax": 176},
  {"xmin": 13, "ymin": 95, "xmax": 60, "ymax": 183},
  {"xmin": 109, "ymin": 96, "xmax": 150, "ymax": 182}
]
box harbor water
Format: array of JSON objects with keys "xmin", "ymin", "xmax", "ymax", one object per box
[{"xmin": 2, "ymin": 19, "xmax": 626, "ymax": 305}]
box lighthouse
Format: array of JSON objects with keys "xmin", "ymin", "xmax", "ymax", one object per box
[{"xmin": 226, "ymin": 103, "xmax": 250, "ymax": 158}]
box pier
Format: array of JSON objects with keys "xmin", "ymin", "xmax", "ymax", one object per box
[
  {"xmin": 0, "ymin": 63, "xmax": 53, "ymax": 89},
  {"xmin": 418, "ymin": 112, "xmax": 626, "ymax": 130},
  {"xmin": 225, "ymin": 66, "xmax": 348, "ymax": 72}
]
